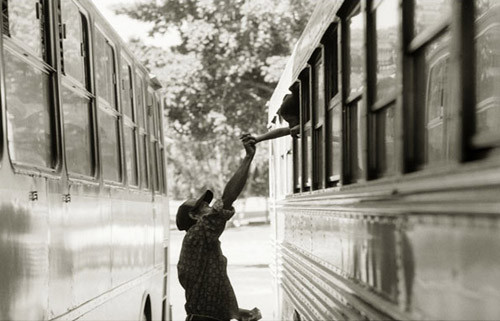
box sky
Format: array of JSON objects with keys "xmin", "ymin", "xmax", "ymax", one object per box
[{"xmin": 92, "ymin": 0, "xmax": 179, "ymax": 49}]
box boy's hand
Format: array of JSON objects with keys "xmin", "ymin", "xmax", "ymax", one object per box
[
  {"xmin": 237, "ymin": 307, "xmax": 262, "ymax": 321},
  {"xmin": 240, "ymin": 134, "xmax": 256, "ymax": 157}
]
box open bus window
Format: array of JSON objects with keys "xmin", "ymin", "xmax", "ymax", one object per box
[
  {"xmin": 61, "ymin": 0, "xmax": 87, "ymax": 86},
  {"xmin": 62, "ymin": 87, "xmax": 94, "ymax": 176},
  {"xmin": 474, "ymin": 2, "xmax": 500, "ymax": 144},
  {"xmin": 4, "ymin": 50, "xmax": 54, "ymax": 168},
  {"xmin": 4, "ymin": 0, "xmax": 46, "ymax": 59}
]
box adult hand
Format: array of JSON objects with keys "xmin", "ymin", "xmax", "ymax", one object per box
[{"xmin": 240, "ymin": 133, "xmax": 256, "ymax": 157}]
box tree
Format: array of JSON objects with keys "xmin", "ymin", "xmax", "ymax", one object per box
[{"xmin": 119, "ymin": 0, "xmax": 315, "ymax": 199}]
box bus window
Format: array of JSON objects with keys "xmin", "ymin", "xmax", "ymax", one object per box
[
  {"xmin": 371, "ymin": 0, "xmax": 398, "ymax": 177},
  {"xmin": 61, "ymin": 1, "xmax": 94, "ymax": 177},
  {"xmin": 149, "ymin": 141, "xmax": 159, "ymax": 192},
  {"xmin": 95, "ymin": 29, "xmax": 121, "ymax": 182},
  {"xmin": 474, "ymin": 2, "xmax": 500, "ymax": 143},
  {"xmin": 62, "ymin": 87, "xmax": 93, "ymax": 176},
  {"xmin": 406, "ymin": 0, "xmax": 453, "ymax": 169},
  {"xmin": 61, "ymin": 0, "xmax": 87, "ymax": 86},
  {"xmin": 414, "ymin": 35, "xmax": 451, "ymax": 167},
  {"xmin": 135, "ymin": 75, "xmax": 146, "ymax": 128},
  {"xmin": 140, "ymin": 135, "xmax": 149, "ymax": 189},
  {"xmin": 121, "ymin": 57, "xmax": 134, "ymax": 120},
  {"xmin": 322, "ymin": 25, "xmax": 341, "ymax": 185},
  {"xmin": 124, "ymin": 126, "xmax": 138, "ymax": 186},
  {"xmin": 5, "ymin": 0, "xmax": 45, "ymax": 58},
  {"xmin": 99, "ymin": 108, "xmax": 121, "ymax": 182},
  {"xmin": 4, "ymin": 50, "xmax": 54, "ymax": 168},
  {"xmin": 300, "ymin": 69, "xmax": 312, "ymax": 190},
  {"xmin": 342, "ymin": 3, "xmax": 365, "ymax": 183},
  {"xmin": 414, "ymin": 0, "xmax": 451, "ymax": 37},
  {"xmin": 312, "ymin": 51, "xmax": 325, "ymax": 190},
  {"xmin": 95, "ymin": 30, "xmax": 118, "ymax": 109}
]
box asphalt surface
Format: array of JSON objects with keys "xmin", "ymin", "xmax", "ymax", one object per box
[{"xmin": 169, "ymin": 224, "xmax": 275, "ymax": 321}]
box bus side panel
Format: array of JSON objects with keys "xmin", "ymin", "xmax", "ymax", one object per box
[
  {"xmin": 110, "ymin": 190, "xmax": 155, "ymax": 288},
  {"xmin": 276, "ymin": 203, "xmax": 500, "ymax": 320},
  {"xmin": 0, "ymin": 173, "xmax": 50, "ymax": 320},
  {"xmin": 47, "ymin": 181, "xmax": 112, "ymax": 318}
]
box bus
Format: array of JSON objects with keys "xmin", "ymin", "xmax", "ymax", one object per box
[
  {"xmin": 0, "ymin": 0, "xmax": 170, "ymax": 320},
  {"xmin": 268, "ymin": 0, "xmax": 500, "ymax": 320}
]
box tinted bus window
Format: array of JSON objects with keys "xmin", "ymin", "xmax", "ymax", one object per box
[
  {"xmin": 121, "ymin": 57, "xmax": 134, "ymax": 120},
  {"xmin": 375, "ymin": 0, "xmax": 398, "ymax": 102},
  {"xmin": 140, "ymin": 135, "xmax": 149, "ymax": 189},
  {"xmin": 61, "ymin": 0, "xmax": 87, "ymax": 85},
  {"xmin": 4, "ymin": 50, "xmax": 54, "ymax": 168},
  {"xmin": 6, "ymin": 0, "xmax": 45, "ymax": 58},
  {"xmin": 343, "ymin": 4, "xmax": 365, "ymax": 183},
  {"xmin": 474, "ymin": 2, "xmax": 500, "ymax": 141},
  {"xmin": 124, "ymin": 126, "xmax": 138, "ymax": 186},
  {"xmin": 95, "ymin": 30, "xmax": 117, "ymax": 109},
  {"xmin": 135, "ymin": 75, "xmax": 146, "ymax": 128},
  {"xmin": 99, "ymin": 109, "xmax": 121, "ymax": 182},
  {"xmin": 62, "ymin": 87, "xmax": 93, "ymax": 176},
  {"xmin": 348, "ymin": 6, "xmax": 364, "ymax": 99}
]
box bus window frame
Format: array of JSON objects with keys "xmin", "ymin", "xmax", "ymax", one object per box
[
  {"xmin": 2, "ymin": 0, "xmax": 63, "ymax": 175},
  {"xmin": 321, "ymin": 23, "xmax": 342, "ymax": 186},
  {"xmin": 366, "ymin": 0, "xmax": 400, "ymax": 179},
  {"xmin": 309, "ymin": 48, "xmax": 326, "ymax": 190},
  {"xmin": 340, "ymin": 1, "xmax": 367, "ymax": 185},
  {"xmin": 60, "ymin": 2, "xmax": 98, "ymax": 181},
  {"xmin": 94, "ymin": 25, "xmax": 123, "ymax": 185},
  {"xmin": 402, "ymin": 0, "xmax": 460, "ymax": 172},
  {"xmin": 120, "ymin": 52, "xmax": 140, "ymax": 188},
  {"xmin": 290, "ymin": 82, "xmax": 302, "ymax": 193},
  {"xmin": 299, "ymin": 67, "xmax": 313, "ymax": 191},
  {"xmin": 135, "ymin": 71, "xmax": 150, "ymax": 190}
]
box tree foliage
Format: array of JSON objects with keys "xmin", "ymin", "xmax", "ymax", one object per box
[{"xmin": 119, "ymin": 0, "xmax": 315, "ymax": 199}]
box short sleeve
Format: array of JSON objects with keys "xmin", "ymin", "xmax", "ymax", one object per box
[{"xmin": 212, "ymin": 199, "xmax": 235, "ymax": 221}]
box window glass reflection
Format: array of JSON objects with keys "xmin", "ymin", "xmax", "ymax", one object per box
[
  {"xmin": 414, "ymin": 0, "xmax": 451, "ymax": 37},
  {"xmin": 375, "ymin": 0, "xmax": 398, "ymax": 102},
  {"xmin": 5, "ymin": 50, "xmax": 53, "ymax": 167},
  {"xmin": 376, "ymin": 106, "xmax": 396, "ymax": 176},
  {"xmin": 313, "ymin": 57, "xmax": 325, "ymax": 124},
  {"xmin": 62, "ymin": 0, "xmax": 86, "ymax": 85},
  {"xmin": 121, "ymin": 60, "xmax": 133, "ymax": 119},
  {"xmin": 95, "ymin": 30, "xmax": 117, "ymax": 108},
  {"xmin": 348, "ymin": 100, "xmax": 364, "ymax": 182},
  {"xmin": 62, "ymin": 87, "xmax": 93, "ymax": 176},
  {"xmin": 421, "ymin": 33, "xmax": 451, "ymax": 164},
  {"xmin": 8, "ymin": 0, "xmax": 44, "ymax": 58},
  {"xmin": 139, "ymin": 135, "xmax": 148, "ymax": 188},
  {"xmin": 99, "ymin": 110, "xmax": 120, "ymax": 181},
  {"xmin": 475, "ymin": 2, "xmax": 500, "ymax": 138},
  {"xmin": 124, "ymin": 126, "xmax": 138, "ymax": 186},
  {"xmin": 348, "ymin": 6, "xmax": 364, "ymax": 98},
  {"xmin": 136, "ymin": 76, "xmax": 146, "ymax": 128}
]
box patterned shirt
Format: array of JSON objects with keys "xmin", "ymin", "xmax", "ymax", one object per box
[{"xmin": 178, "ymin": 199, "xmax": 238, "ymax": 321}]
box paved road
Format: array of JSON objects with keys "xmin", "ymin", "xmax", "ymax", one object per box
[{"xmin": 169, "ymin": 224, "xmax": 275, "ymax": 321}]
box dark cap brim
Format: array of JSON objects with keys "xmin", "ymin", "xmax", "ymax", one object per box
[{"xmin": 195, "ymin": 189, "xmax": 213, "ymax": 208}]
